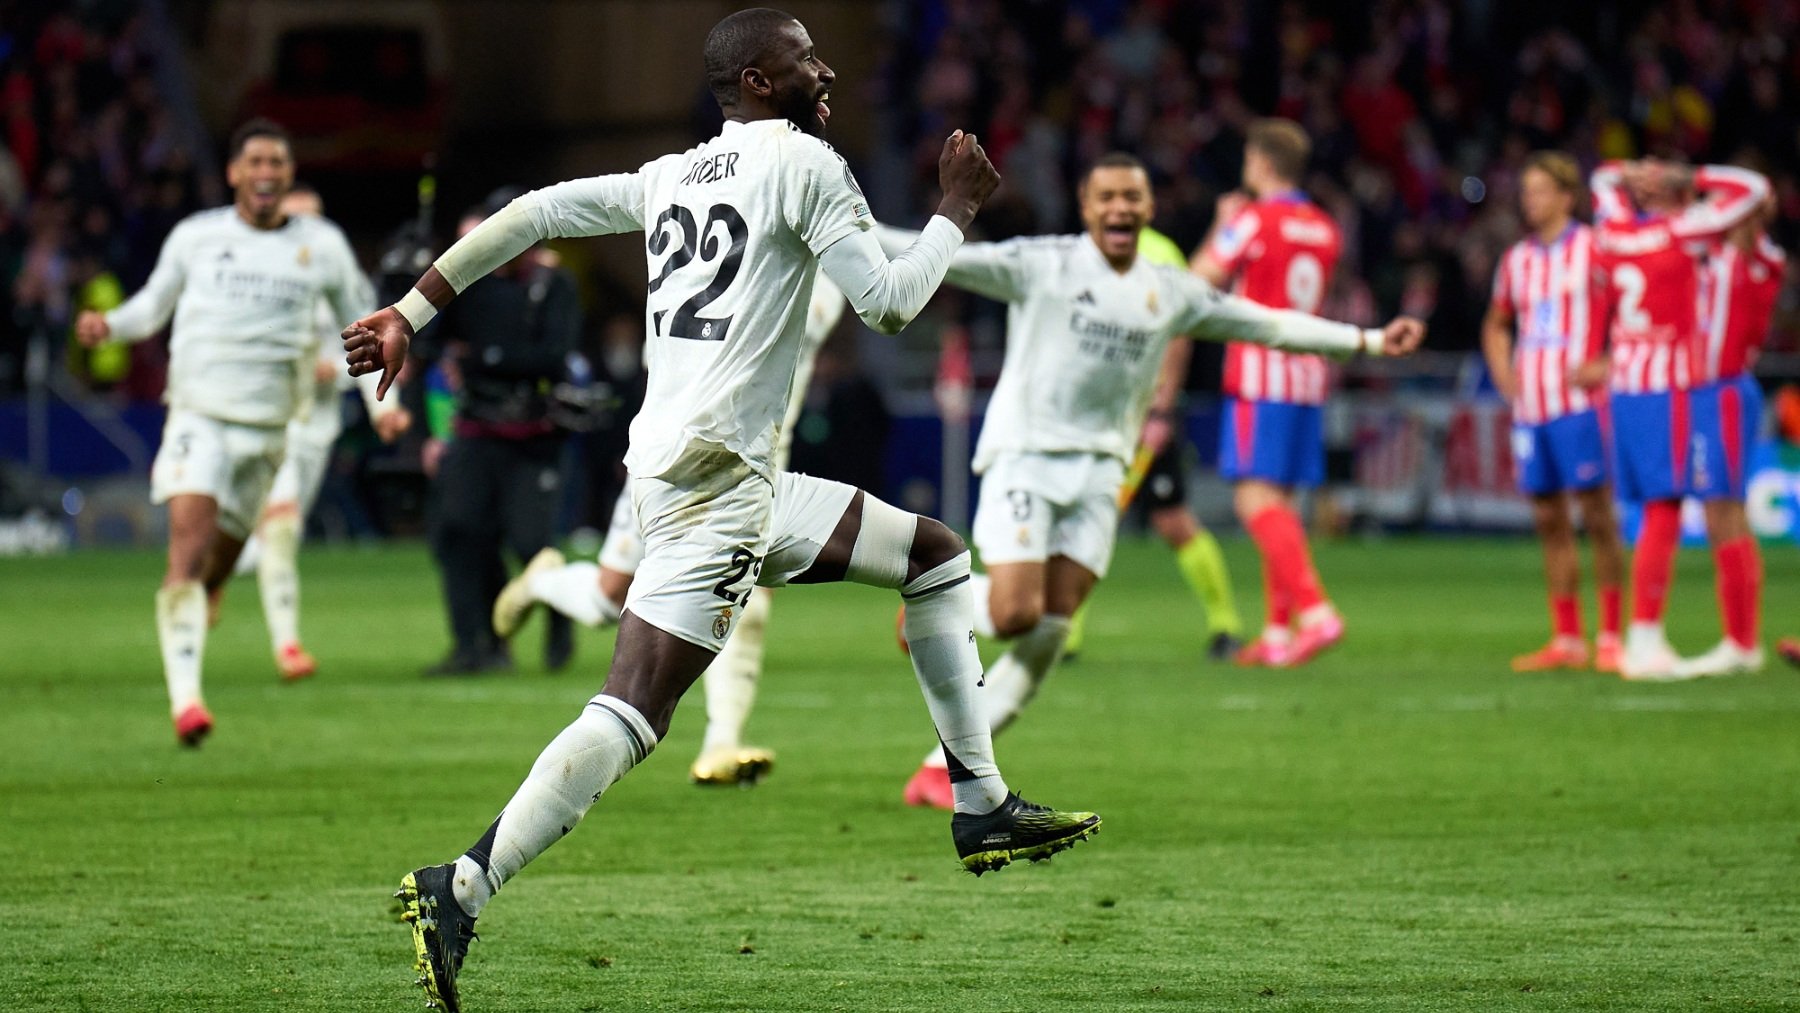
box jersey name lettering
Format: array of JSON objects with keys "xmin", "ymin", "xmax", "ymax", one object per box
[{"xmin": 680, "ymin": 152, "xmax": 740, "ymax": 186}]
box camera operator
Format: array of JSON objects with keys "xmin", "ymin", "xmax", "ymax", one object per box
[{"xmin": 419, "ymin": 192, "xmax": 582, "ymax": 675}]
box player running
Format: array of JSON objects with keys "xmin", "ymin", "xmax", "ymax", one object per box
[
  {"xmin": 1480, "ymin": 151, "xmax": 1626, "ymax": 673},
  {"xmin": 885, "ymin": 152, "xmax": 1425, "ymax": 810},
  {"xmin": 1677, "ymin": 192, "xmax": 1783, "ymax": 676},
  {"xmin": 490, "ymin": 272, "xmax": 846, "ymax": 786},
  {"xmin": 238, "ymin": 185, "xmax": 411, "ymax": 682},
  {"xmin": 1191, "ymin": 119, "xmax": 1349, "ymax": 668},
  {"xmin": 75, "ymin": 120, "xmax": 373, "ymax": 746},
  {"xmin": 1588, "ymin": 158, "xmax": 1769, "ymax": 680},
  {"xmin": 348, "ymin": 11, "xmax": 1100, "ymax": 1011},
  {"xmin": 1061, "ymin": 226, "xmax": 1246, "ymax": 663}
]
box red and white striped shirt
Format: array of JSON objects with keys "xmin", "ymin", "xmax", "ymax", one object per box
[
  {"xmin": 1697, "ymin": 235, "xmax": 1785, "ymax": 384},
  {"xmin": 1491, "ymin": 223, "xmax": 1603, "ymax": 424},
  {"xmin": 1590, "ymin": 162, "xmax": 1769, "ymax": 395},
  {"xmin": 1206, "ymin": 193, "xmax": 1342, "ymax": 405}
]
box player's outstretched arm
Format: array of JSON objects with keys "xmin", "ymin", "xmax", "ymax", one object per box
[
  {"xmin": 819, "ymin": 132, "xmax": 1001, "ymax": 334},
  {"xmin": 91, "ymin": 220, "xmax": 191, "ymax": 345},
  {"xmin": 1170, "ymin": 271, "xmax": 1424, "ymax": 357},
  {"xmin": 348, "ymin": 175, "xmax": 647, "ymax": 397}
]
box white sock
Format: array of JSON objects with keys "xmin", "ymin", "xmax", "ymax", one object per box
[
  {"xmin": 1627, "ymin": 621, "xmax": 1667, "ymax": 653},
  {"xmin": 234, "ymin": 534, "xmax": 261, "ymax": 576},
  {"xmin": 901, "ymin": 553, "xmax": 1008, "ymax": 814},
  {"xmin": 921, "ymin": 614, "xmax": 1070, "ymax": 767},
  {"xmin": 529, "ymin": 561, "xmax": 622, "ymax": 628},
  {"xmin": 701, "ymin": 586, "xmax": 770, "ymax": 753},
  {"xmin": 967, "ymin": 570, "xmax": 996, "ymax": 639},
  {"xmin": 256, "ymin": 512, "xmax": 302, "ymax": 651},
  {"xmin": 156, "ymin": 581, "xmax": 207, "ymax": 717},
  {"xmin": 452, "ymin": 694, "xmax": 656, "ymax": 917}
]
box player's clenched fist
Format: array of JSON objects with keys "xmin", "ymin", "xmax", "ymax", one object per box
[
  {"xmin": 1379, "ymin": 316, "xmax": 1427, "ymax": 356},
  {"xmin": 75, "ymin": 310, "xmax": 110, "ymax": 348},
  {"xmin": 935, "ymin": 130, "xmax": 1000, "ymax": 230},
  {"xmin": 343, "ymin": 305, "xmax": 412, "ymax": 400}
]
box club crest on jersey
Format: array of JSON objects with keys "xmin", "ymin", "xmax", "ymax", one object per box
[
  {"xmin": 713, "ymin": 608, "xmax": 733, "ymax": 641},
  {"xmin": 1147, "ymin": 289, "xmax": 1159, "ymax": 313},
  {"xmin": 296, "ymin": 246, "xmax": 311, "ymax": 267}
]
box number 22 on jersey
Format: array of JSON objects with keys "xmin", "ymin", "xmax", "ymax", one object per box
[{"xmin": 648, "ymin": 203, "xmax": 748, "ymax": 341}]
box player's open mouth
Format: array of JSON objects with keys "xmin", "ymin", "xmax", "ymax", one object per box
[
  {"xmin": 1102, "ymin": 223, "xmax": 1137, "ymax": 242},
  {"xmin": 816, "ymin": 94, "xmax": 830, "ymax": 123}
]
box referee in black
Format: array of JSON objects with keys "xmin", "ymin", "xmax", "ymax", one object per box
[{"xmin": 422, "ymin": 193, "xmax": 582, "ymax": 675}]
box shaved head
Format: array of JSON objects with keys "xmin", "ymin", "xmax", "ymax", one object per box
[{"xmin": 704, "ymin": 7, "xmax": 798, "ymax": 108}]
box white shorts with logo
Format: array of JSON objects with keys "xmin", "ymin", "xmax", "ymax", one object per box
[
  {"xmin": 150, "ymin": 409, "xmax": 288, "ymax": 540},
  {"xmin": 626, "ymin": 462, "xmax": 857, "ymax": 652},
  {"xmin": 972, "ymin": 450, "xmax": 1126, "ymax": 579}
]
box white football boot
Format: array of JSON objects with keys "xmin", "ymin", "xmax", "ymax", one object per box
[
  {"xmin": 1619, "ymin": 626, "xmax": 1692, "ymax": 682},
  {"xmin": 1673, "ymin": 639, "xmax": 1766, "ymax": 678}
]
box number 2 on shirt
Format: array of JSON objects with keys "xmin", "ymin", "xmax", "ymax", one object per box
[{"xmin": 647, "ymin": 203, "xmax": 748, "ymax": 341}]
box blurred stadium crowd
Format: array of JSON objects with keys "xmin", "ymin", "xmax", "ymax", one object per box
[{"xmin": 878, "ymin": 0, "xmax": 1800, "ymax": 352}]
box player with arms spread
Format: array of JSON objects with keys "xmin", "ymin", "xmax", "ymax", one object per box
[
  {"xmin": 346, "ymin": 11, "xmax": 1099, "ymax": 1011},
  {"xmin": 1481, "ymin": 151, "xmax": 1625, "ymax": 674},
  {"xmin": 1680, "ymin": 189, "xmax": 1783, "ymax": 675},
  {"xmin": 1589, "ymin": 157, "xmax": 1768, "ymax": 679},
  {"xmin": 883, "ymin": 152, "xmax": 1425, "ymax": 809},
  {"xmin": 1192, "ymin": 119, "xmax": 1349, "ymax": 668},
  {"xmin": 75, "ymin": 119, "xmax": 372, "ymax": 745}
]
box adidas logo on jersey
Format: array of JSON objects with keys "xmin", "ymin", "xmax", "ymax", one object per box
[{"xmin": 1076, "ymin": 290, "xmax": 1095, "ymax": 304}]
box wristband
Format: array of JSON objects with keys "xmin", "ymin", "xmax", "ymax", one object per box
[
  {"xmin": 1359, "ymin": 328, "xmax": 1386, "ymax": 356},
  {"xmin": 395, "ymin": 288, "xmax": 438, "ymax": 332}
]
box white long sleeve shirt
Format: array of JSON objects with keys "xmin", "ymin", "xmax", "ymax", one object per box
[
  {"xmin": 874, "ymin": 228, "xmax": 1377, "ymax": 472},
  {"xmin": 428, "ymin": 118, "xmax": 961, "ymax": 483},
  {"xmin": 105, "ymin": 207, "xmax": 372, "ymax": 427}
]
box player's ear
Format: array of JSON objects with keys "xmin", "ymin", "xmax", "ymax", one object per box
[{"xmin": 741, "ymin": 67, "xmax": 772, "ymax": 101}]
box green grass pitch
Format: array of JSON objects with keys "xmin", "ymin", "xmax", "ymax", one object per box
[{"xmin": 2, "ymin": 536, "xmax": 1797, "ymax": 1011}]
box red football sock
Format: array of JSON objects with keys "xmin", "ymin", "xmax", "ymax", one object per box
[
  {"xmin": 1550, "ymin": 594, "xmax": 1582, "ymax": 640},
  {"xmin": 1631, "ymin": 500, "xmax": 1681, "ymax": 624},
  {"xmin": 1248, "ymin": 505, "xmax": 1328, "ymax": 618},
  {"xmin": 1247, "ymin": 507, "xmax": 1293, "ymax": 629},
  {"xmin": 1714, "ymin": 537, "xmax": 1760, "ymax": 649},
  {"xmin": 1597, "ymin": 584, "xmax": 1623, "ymax": 639}
]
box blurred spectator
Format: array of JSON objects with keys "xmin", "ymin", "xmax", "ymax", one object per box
[{"xmin": 1, "ymin": 2, "xmax": 210, "ymax": 396}]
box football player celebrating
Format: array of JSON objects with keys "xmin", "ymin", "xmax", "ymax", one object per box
[
  {"xmin": 1481, "ymin": 152, "xmax": 1625, "ymax": 673},
  {"xmin": 1588, "ymin": 158, "xmax": 1768, "ymax": 679},
  {"xmin": 1191, "ymin": 119, "xmax": 1349, "ymax": 668},
  {"xmin": 885, "ymin": 152, "xmax": 1425, "ymax": 810},
  {"xmin": 349, "ymin": 11, "xmax": 1100, "ymax": 1011},
  {"xmin": 76, "ymin": 120, "xmax": 373, "ymax": 745}
]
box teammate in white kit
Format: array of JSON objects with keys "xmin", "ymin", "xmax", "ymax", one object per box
[
  {"xmin": 242, "ymin": 185, "xmax": 412, "ymax": 682},
  {"xmin": 490, "ymin": 271, "xmax": 846, "ymax": 787},
  {"xmin": 346, "ymin": 12, "xmax": 1101, "ymax": 1011},
  {"xmin": 75, "ymin": 120, "xmax": 373, "ymax": 747},
  {"xmin": 882, "ymin": 152, "xmax": 1425, "ymax": 809}
]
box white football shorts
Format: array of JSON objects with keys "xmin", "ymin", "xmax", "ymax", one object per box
[
  {"xmin": 150, "ymin": 409, "xmax": 288, "ymax": 540},
  {"xmin": 972, "ymin": 450, "xmax": 1126, "ymax": 578},
  {"xmin": 598, "ymin": 486, "xmax": 643, "ymax": 576},
  {"xmin": 626, "ymin": 459, "xmax": 856, "ymax": 652}
]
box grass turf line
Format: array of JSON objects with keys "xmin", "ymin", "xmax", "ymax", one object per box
[{"xmin": 1, "ymin": 537, "xmax": 1796, "ymax": 1011}]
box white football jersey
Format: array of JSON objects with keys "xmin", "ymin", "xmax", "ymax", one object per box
[
  {"xmin": 899, "ymin": 231, "xmax": 1368, "ymax": 473},
  {"xmin": 105, "ymin": 207, "xmax": 372, "ymax": 427},
  {"xmin": 514, "ymin": 119, "xmax": 873, "ymax": 482}
]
